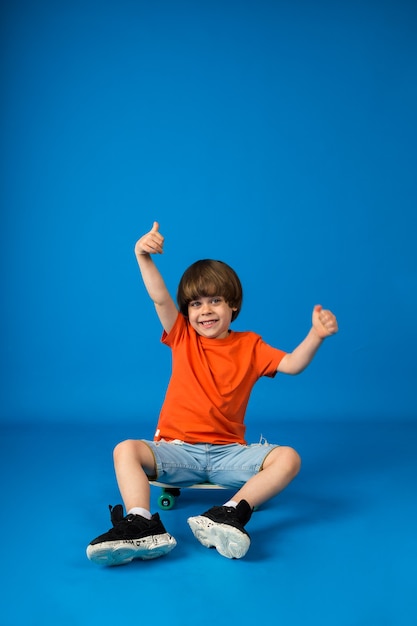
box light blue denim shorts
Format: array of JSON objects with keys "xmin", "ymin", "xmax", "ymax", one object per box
[{"xmin": 142, "ymin": 438, "xmax": 279, "ymax": 489}]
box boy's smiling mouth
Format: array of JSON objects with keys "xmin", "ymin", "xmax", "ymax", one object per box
[{"xmin": 200, "ymin": 319, "xmax": 218, "ymax": 327}]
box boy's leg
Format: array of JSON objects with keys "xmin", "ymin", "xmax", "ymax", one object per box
[
  {"xmin": 86, "ymin": 439, "xmax": 176, "ymax": 566},
  {"xmin": 187, "ymin": 445, "xmax": 301, "ymax": 559},
  {"xmin": 231, "ymin": 445, "xmax": 301, "ymax": 509},
  {"xmin": 113, "ymin": 439, "xmax": 157, "ymax": 511}
]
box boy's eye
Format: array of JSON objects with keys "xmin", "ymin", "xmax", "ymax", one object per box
[{"xmin": 189, "ymin": 297, "xmax": 223, "ymax": 308}]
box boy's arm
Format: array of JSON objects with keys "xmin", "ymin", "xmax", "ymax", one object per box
[
  {"xmin": 277, "ymin": 305, "xmax": 338, "ymax": 375},
  {"xmin": 134, "ymin": 222, "xmax": 178, "ymax": 333}
]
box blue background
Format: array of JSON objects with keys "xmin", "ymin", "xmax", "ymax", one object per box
[
  {"xmin": 1, "ymin": 0, "xmax": 416, "ymax": 426},
  {"xmin": 1, "ymin": 3, "xmax": 417, "ymax": 626}
]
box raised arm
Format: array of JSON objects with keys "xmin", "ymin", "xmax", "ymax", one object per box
[
  {"xmin": 278, "ymin": 305, "xmax": 338, "ymax": 375},
  {"xmin": 134, "ymin": 222, "xmax": 178, "ymax": 333}
]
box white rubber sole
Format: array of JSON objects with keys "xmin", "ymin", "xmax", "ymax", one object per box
[
  {"xmin": 86, "ymin": 533, "xmax": 177, "ymax": 566},
  {"xmin": 187, "ymin": 515, "xmax": 250, "ymax": 559}
]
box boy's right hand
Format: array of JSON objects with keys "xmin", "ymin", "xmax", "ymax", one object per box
[{"xmin": 135, "ymin": 221, "xmax": 164, "ymax": 256}]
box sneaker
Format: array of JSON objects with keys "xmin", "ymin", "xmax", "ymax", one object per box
[
  {"xmin": 86, "ymin": 504, "xmax": 177, "ymax": 566},
  {"xmin": 187, "ymin": 500, "xmax": 252, "ymax": 559}
]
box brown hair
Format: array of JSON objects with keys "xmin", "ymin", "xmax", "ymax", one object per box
[{"xmin": 177, "ymin": 259, "xmax": 243, "ymax": 322}]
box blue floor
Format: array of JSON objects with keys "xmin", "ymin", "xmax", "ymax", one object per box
[{"xmin": 1, "ymin": 419, "xmax": 416, "ymax": 626}]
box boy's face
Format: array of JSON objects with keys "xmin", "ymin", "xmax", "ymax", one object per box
[{"xmin": 187, "ymin": 296, "xmax": 237, "ymax": 339}]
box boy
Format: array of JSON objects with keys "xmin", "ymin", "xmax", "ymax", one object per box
[{"xmin": 87, "ymin": 222, "xmax": 338, "ymax": 564}]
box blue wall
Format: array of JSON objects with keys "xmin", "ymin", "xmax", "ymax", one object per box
[{"xmin": 1, "ymin": 0, "xmax": 416, "ymax": 424}]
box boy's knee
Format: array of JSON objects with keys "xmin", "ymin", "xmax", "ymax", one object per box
[
  {"xmin": 289, "ymin": 447, "xmax": 302, "ymax": 476},
  {"xmin": 113, "ymin": 439, "xmax": 155, "ymax": 471},
  {"xmin": 113, "ymin": 439, "xmax": 135, "ymax": 462},
  {"xmin": 268, "ymin": 445, "xmax": 301, "ymax": 477}
]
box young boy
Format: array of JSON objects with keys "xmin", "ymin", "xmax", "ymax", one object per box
[{"xmin": 87, "ymin": 222, "xmax": 338, "ymax": 565}]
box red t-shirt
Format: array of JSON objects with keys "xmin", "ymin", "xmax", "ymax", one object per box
[{"xmin": 154, "ymin": 313, "xmax": 286, "ymax": 444}]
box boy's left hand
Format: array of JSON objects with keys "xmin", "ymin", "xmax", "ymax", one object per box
[{"xmin": 312, "ymin": 305, "xmax": 338, "ymax": 339}]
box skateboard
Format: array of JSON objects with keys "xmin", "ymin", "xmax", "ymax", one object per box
[{"xmin": 150, "ymin": 480, "xmax": 228, "ymax": 510}]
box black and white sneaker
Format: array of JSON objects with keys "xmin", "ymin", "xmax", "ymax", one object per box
[
  {"xmin": 187, "ymin": 500, "xmax": 252, "ymax": 559},
  {"xmin": 86, "ymin": 505, "xmax": 177, "ymax": 566}
]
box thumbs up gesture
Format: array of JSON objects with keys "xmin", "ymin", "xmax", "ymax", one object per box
[
  {"xmin": 312, "ymin": 305, "xmax": 338, "ymax": 339},
  {"xmin": 135, "ymin": 221, "xmax": 165, "ymax": 256}
]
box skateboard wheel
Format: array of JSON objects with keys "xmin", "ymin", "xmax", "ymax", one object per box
[
  {"xmin": 157, "ymin": 488, "xmax": 180, "ymax": 510},
  {"xmin": 158, "ymin": 492, "xmax": 176, "ymax": 510}
]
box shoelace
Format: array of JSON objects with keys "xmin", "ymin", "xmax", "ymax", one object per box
[
  {"xmin": 207, "ymin": 506, "xmax": 240, "ymax": 522},
  {"xmin": 106, "ymin": 514, "xmax": 151, "ymax": 539}
]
